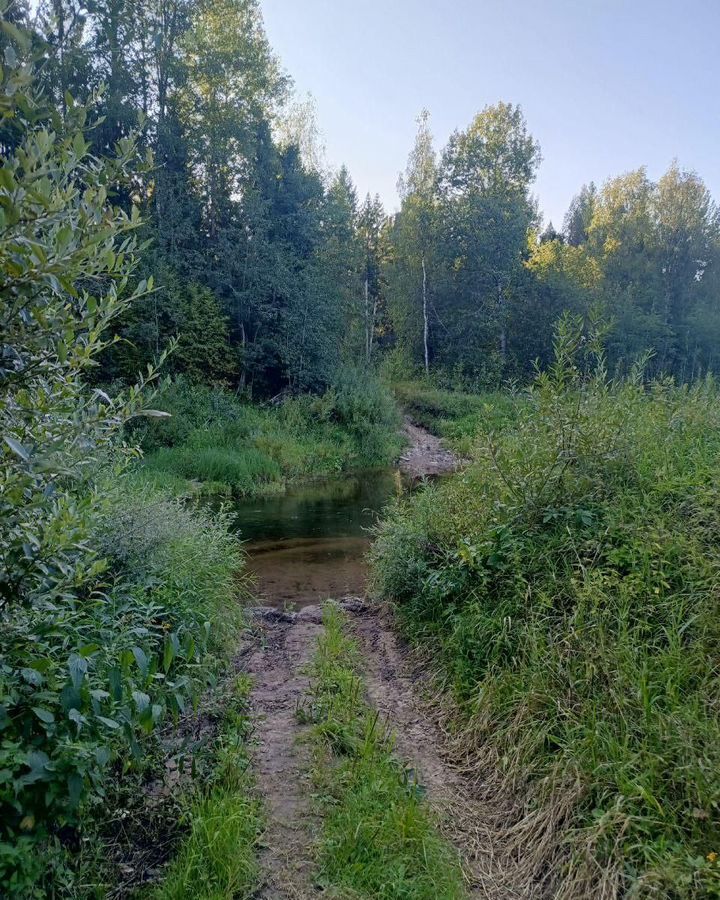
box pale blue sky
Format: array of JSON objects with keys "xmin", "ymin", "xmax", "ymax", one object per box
[{"xmin": 261, "ymin": 0, "xmax": 720, "ymax": 228}]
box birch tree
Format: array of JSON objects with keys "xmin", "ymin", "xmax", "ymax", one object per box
[{"xmin": 394, "ymin": 110, "xmax": 437, "ymax": 374}]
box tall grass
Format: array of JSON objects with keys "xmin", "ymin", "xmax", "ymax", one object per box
[
  {"xmin": 151, "ymin": 675, "xmax": 262, "ymax": 900},
  {"xmin": 372, "ymin": 320, "xmax": 720, "ymax": 897},
  {"xmin": 305, "ymin": 605, "xmax": 465, "ymax": 900},
  {"xmin": 137, "ymin": 373, "xmax": 403, "ymax": 496}
]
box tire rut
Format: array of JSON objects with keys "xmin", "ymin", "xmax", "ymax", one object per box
[
  {"xmin": 347, "ymin": 605, "xmax": 525, "ymax": 900},
  {"xmin": 245, "ymin": 607, "xmax": 324, "ymax": 899}
]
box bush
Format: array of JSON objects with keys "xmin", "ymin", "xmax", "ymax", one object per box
[
  {"xmin": 139, "ymin": 370, "xmax": 403, "ymax": 496},
  {"xmin": 1, "ymin": 478, "xmax": 245, "ymax": 892},
  {"xmin": 371, "ymin": 319, "xmax": 720, "ymax": 897},
  {"xmin": 0, "ymin": 28, "xmax": 245, "ymax": 892}
]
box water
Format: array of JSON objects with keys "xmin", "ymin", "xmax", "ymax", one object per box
[{"xmin": 229, "ymin": 470, "xmax": 405, "ymax": 609}]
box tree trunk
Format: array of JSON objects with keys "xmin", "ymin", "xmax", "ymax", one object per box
[
  {"xmin": 421, "ymin": 254, "xmax": 429, "ymax": 376},
  {"xmin": 498, "ymin": 279, "xmax": 507, "ymax": 367},
  {"xmin": 364, "ymin": 276, "xmax": 370, "ymax": 362}
]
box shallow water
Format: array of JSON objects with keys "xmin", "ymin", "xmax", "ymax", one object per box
[{"xmin": 229, "ymin": 470, "xmax": 405, "ymax": 609}]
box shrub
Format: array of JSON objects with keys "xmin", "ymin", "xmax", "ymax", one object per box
[
  {"xmin": 371, "ymin": 318, "xmax": 720, "ymax": 897},
  {"xmin": 0, "ymin": 24, "xmax": 244, "ymax": 892}
]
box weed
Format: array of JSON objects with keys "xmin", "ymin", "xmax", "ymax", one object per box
[
  {"xmin": 151, "ymin": 675, "xmax": 262, "ymax": 900},
  {"xmin": 372, "ymin": 320, "xmax": 720, "ymax": 897},
  {"xmin": 136, "ymin": 375, "xmax": 403, "ymax": 497}
]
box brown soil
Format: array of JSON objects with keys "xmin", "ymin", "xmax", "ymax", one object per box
[
  {"xmin": 244, "ymin": 606, "xmax": 324, "ymax": 898},
  {"xmin": 347, "ymin": 604, "xmax": 526, "ymax": 900},
  {"xmin": 244, "ymin": 598, "xmax": 526, "ymax": 900},
  {"xmin": 399, "ymin": 417, "xmax": 460, "ymax": 478}
]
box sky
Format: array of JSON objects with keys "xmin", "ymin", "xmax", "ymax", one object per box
[{"xmin": 260, "ymin": 0, "xmax": 720, "ymax": 229}]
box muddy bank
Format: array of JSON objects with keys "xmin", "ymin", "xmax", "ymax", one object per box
[{"xmin": 399, "ymin": 417, "xmax": 460, "ymax": 478}]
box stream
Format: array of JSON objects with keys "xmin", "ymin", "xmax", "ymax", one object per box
[{"xmin": 229, "ymin": 469, "xmax": 407, "ymax": 609}]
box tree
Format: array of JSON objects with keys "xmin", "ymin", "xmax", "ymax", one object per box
[
  {"xmin": 393, "ymin": 110, "xmax": 437, "ymax": 374},
  {"xmin": 357, "ymin": 193, "xmax": 388, "ymax": 363},
  {"xmin": 653, "ymin": 162, "xmax": 720, "ymax": 375},
  {"xmin": 563, "ymin": 182, "xmax": 596, "ymax": 246},
  {"xmin": 436, "ymin": 102, "xmax": 541, "ymax": 377}
]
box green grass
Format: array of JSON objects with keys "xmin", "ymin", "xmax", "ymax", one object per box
[
  {"xmin": 372, "ymin": 327, "xmax": 720, "ymax": 897},
  {"xmin": 151, "ymin": 675, "xmax": 262, "ymax": 900},
  {"xmin": 136, "ymin": 374, "xmax": 404, "ymax": 497},
  {"xmin": 305, "ymin": 605, "xmax": 465, "ymax": 900},
  {"xmin": 393, "ymin": 381, "xmax": 522, "ymax": 454}
]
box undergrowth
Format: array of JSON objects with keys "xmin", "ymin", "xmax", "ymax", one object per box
[
  {"xmin": 1, "ymin": 476, "xmax": 248, "ymax": 895},
  {"xmin": 304, "ymin": 604, "xmax": 465, "ymax": 900},
  {"xmin": 136, "ymin": 371, "xmax": 403, "ymax": 497},
  {"xmin": 372, "ymin": 319, "xmax": 720, "ymax": 898}
]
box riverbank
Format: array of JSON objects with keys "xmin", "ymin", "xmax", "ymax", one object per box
[{"xmin": 136, "ymin": 374, "xmax": 404, "ymax": 498}]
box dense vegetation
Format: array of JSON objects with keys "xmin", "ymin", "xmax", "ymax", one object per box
[
  {"xmin": 10, "ymin": 0, "xmax": 716, "ymax": 397},
  {"xmin": 0, "ymin": 19, "xmax": 252, "ymax": 891},
  {"xmin": 390, "ymin": 111, "xmax": 720, "ymax": 387},
  {"xmin": 372, "ymin": 320, "xmax": 720, "ymax": 897},
  {"xmin": 138, "ymin": 372, "xmax": 402, "ymax": 497},
  {"xmin": 4, "ymin": 0, "xmax": 720, "ymax": 895}
]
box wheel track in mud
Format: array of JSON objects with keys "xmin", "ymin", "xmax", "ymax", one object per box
[{"xmin": 245, "ymin": 599, "xmax": 527, "ymax": 900}]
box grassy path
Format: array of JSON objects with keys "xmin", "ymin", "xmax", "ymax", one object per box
[{"xmin": 233, "ymin": 599, "xmax": 519, "ymax": 900}]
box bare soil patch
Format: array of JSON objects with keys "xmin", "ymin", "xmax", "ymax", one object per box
[
  {"xmin": 399, "ymin": 417, "xmax": 460, "ymax": 478},
  {"xmin": 245, "ymin": 606, "xmax": 324, "ymax": 899}
]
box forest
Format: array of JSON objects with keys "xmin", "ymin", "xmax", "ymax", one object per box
[{"xmin": 2, "ymin": 0, "xmax": 720, "ymax": 897}]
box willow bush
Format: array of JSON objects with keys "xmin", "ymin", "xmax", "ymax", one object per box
[{"xmin": 0, "ymin": 19, "xmax": 243, "ymax": 893}]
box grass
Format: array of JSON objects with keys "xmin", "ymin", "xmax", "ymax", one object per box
[
  {"xmin": 151, "ymin": 674, "xmax": 262, "ymax": 900},
  {"xmin": 305, "ymin": 605, "xmax": 465, "ymax": 900},
  {"xmin": 392, "ymin": 380, "xmax": 522, "ymax": 454},
  {"xmin": 136, "ymin": 374, "xmax": 404, "ymax": 497},
  {"xmin": 371, "ymin": 325, "xmax": 720, "ymax": 897}
]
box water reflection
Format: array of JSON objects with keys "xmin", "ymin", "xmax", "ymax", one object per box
[{"xmin": 229, "ymin": 470, "xmax": 404, "ymax": 609}]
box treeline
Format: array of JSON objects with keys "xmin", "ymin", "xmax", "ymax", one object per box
[
  {"xmin": 13, "ymin": 0, "xmax": 386, "ymax": 394},
  {"xmin": 391, "ymin": 109, "xmax": 720, "ymax": 384},
  {"xmin": 17, "ymin": 0, "xmax": 720, "ymax": 394}
]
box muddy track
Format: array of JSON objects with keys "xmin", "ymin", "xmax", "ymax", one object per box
[
  {"xmin": 245, "ymin": 598, "xmax": 524, "ymax": 900},
  {"xmin": 399, "ymin": 416, "xmax": 460, "ymax": 478},
  {"xmin": 245, "ymin": 606, "xmax": 324, "ymax": 899},
  {"xmin": 347, "ymin": 605, "xmax": 526, "ymax": 900}
]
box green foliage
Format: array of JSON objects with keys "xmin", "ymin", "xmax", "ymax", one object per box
[
  {"xmin": 306, "ymin": 605, "xmax": 465, "ymax": 900},
  {"xmin": 151, "ymin": 675, "xmax": 262, "ymax": 900},
  {"xmin": 0, "ymin": 24, "xmax": 245, "ymax": 892},
  {"xmin": 372, "ymin": 319, "xmax": 720, "ymax": 896},
  {"xmin": 1, "ymin": 476, "xmax": 245, "ymax": 893},
  {"xmin": 138, "ymin": 373, "xmax": 403, "ymax": 496}
]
